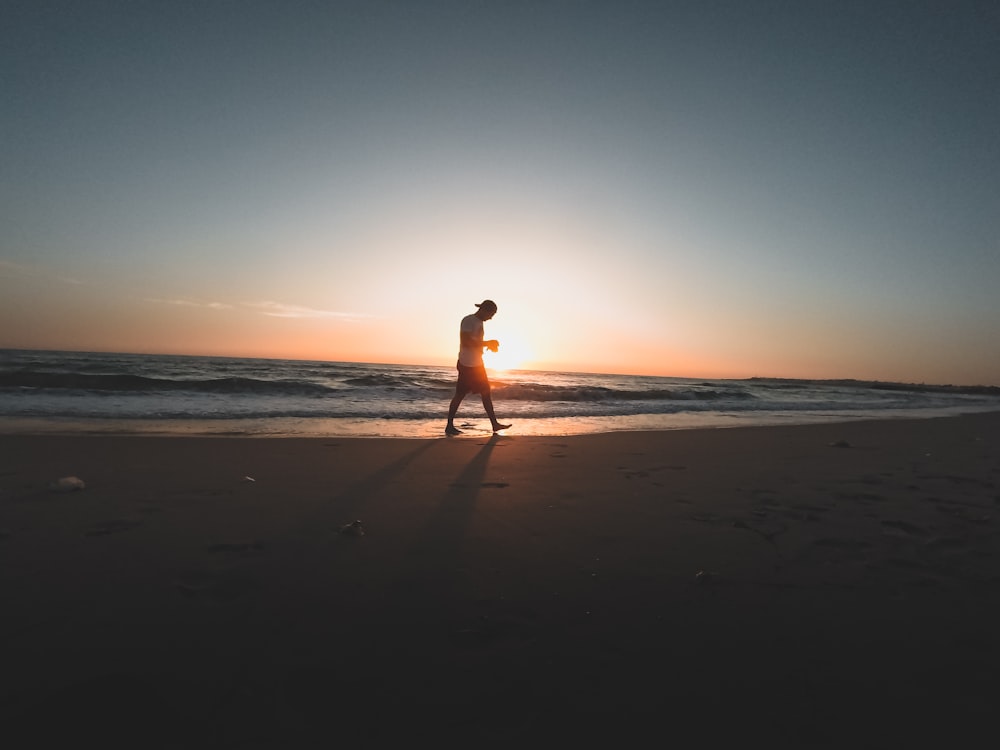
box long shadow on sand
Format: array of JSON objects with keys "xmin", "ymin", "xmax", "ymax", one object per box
[
  {"xmin": 405, "ymin": 435, "xmax": 501, "ymax": 587},
  {"xmin": 305, "ymin": 440, "xmax": 439, "ymax": 534}
]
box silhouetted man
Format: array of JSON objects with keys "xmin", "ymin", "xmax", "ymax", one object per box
[{"xmin": 446, "ymin": 299, "xmax": 511, "ymax": 435}]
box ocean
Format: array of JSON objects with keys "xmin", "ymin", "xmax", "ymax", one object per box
[{"xmin": 2, "ymin": 349, "xmax": 999, "ymax": 438}]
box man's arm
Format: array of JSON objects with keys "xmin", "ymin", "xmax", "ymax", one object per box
[{"xmin": 461, "ymin": 331, "xmax": 498, "ymax": 352}]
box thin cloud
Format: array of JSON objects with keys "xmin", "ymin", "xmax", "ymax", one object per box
[
  {"xmin": 0, "ymin": 260, "xmax": 39, "ymax": 278},
  {"xmin": 247, "ymin": 301, "xmax": 370, "ymax": 320},
  {"xmin": 1, "ymin": 260, "xmax": 89, "ymax": 286},
  {"xmin": 146, "ymin": 298, "xmax": 233, "ymax": 310},
  {"xmin": 0, "ymin": 260, "xmax": 35, "ymax": 279},
  {"xmin": 0, "ymin": 260, "xmax": 30, "ymax": 274}
]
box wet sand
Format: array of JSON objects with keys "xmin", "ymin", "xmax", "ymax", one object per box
[{"xmin": 2, "ymin": 413, "xmax": 999, "ymax": 746}]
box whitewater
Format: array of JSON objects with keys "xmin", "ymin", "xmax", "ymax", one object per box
[{"xmin": 2, "ymin": 350, "xmax": 998, "ymax": 438}]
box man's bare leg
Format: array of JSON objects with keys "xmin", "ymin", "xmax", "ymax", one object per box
[
  {"xmin": 481, "ymin": 393, "xmax": 511, "ymax": 432},
  {"xmin": 446, "ymin": 390, "xmax": 465, "ymax": 434}
]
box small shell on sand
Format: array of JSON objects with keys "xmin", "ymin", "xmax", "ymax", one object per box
[
  {"xmin": 339, "ymin": 520, "xmax": 365, "ymax": 537},
  {"xmin": 50, "ymin": 476, "xmax": 86, "ymax": 492}
]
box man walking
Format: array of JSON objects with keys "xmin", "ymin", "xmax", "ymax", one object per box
[{"xmin": 446, "ymin": 299, "xmax": 512, "ymax": 435}]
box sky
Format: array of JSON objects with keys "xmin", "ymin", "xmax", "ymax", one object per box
[{"xmin": 1, "ymin": 0, "xmax": 998, "ymax": 384}]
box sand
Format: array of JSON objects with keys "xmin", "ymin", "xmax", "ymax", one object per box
[{"xmin": 2, "ymin": 413, "xmax": 999, "ymax": 746}]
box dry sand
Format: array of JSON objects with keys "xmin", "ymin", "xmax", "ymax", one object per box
[{"xmin": 2, "ymin": 413, "xmax": 999, "ymax": 746}]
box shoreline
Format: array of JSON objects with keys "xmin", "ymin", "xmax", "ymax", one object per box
[
  {"xmin": 3, "ymin": 403, "xmax": 999, "ymax": 439},
  {"xmin": 3, "ymin": 412, "xmax": 1000, "ymax": 744}
]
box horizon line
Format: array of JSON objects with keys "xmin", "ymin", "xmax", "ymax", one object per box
[{"xmin": 2, "ymin": 345, "xmax": 998, "ymax": 390}]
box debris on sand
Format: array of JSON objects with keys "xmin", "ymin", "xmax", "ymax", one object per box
[
  {"xmin": 50, "ymin": 476, "xmax": 85, "ymax": 492},
  {"xmin": 695, "ymin": 570, "xmax": 720, "ymax": 585},
  {"xmin": 339, "ymin": 520, "xmax": 365, "ymax": 537}
]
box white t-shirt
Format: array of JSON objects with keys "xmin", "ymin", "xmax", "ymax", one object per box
[{"xmin": 458, "ymin": 313, "xmax": 484, "ymax": 367}]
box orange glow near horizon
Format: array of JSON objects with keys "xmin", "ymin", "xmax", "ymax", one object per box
[
  {"xmin": 483, "ymin": 339, "xmax": 534, "ymax": 372},
  {"xmin": 2, "ymin": 253, "xmax": 999, "ymax": 385}
]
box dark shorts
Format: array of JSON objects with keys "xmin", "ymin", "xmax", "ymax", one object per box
[{"xmin": 456, "ymin": 361, "xmax": 490, "ymax": 395}]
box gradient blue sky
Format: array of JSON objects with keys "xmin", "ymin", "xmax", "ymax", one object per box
[{"xmin": 2, "ymin": 0, "xmax": 998, "ymax": 383}]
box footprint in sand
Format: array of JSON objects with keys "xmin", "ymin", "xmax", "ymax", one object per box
[
  {"xmin": 85, "ymin": 519, "xmax": 142, "ymax": 537},
  {"xmin": 619, "ymin": 469, "xmax": 650, "ymax": 479},
  {"xmin": 450, "ymin": 610, "xmax": 539, "ymax": 648},
  {"xmin": 174, "ymin": 569, "xmax": 261, "ymax": 601},
  {"xmin": 208, "ymin": 540, "xmax": 266, "ymax": 555},
  {"xmin": 924, "ymin": 536, "xmax": 967, "ymax": 550},
  {"xmin": 759, "ymin": 502, "xmax": 828, "ymax": 522},
  {"xmin": 837, "ymin": 491, "xmax": 888, "ymax": 505},
  {"xmin": 791, "ymin": 502, "xmax": 831, "ymax": 513},
  {"xmin": 733, "ymin": 518, "xmax": 786, "ymax": 542},
  {"xmin": 930, "ymin": 504, "xmax": 991, "ymax": 524},
  {"xmin": 690, "ymin": 512, "xmax": 722, "ymax": 523},
  {"xmin": 885, "ymin": 557, "xmax": 934, "ymax": 573},
  {"xmin": 941, "ymin": 475, "xmax": 995, "ymax": 488},
  {"xmin": 814, "ymin": 537, "xmax": 871, "ymax": 550},
  {"xmin": 881, "ymin": 519, "xmax": 928, "ymax": 537},
  {"xmin": 781, "ymin": 503, "xmax": 829, "ymax": 522}
]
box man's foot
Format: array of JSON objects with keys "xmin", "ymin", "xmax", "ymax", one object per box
[
  {"xmin": 445, "ymin": 425, "xmax": 462, "ymax": 435},
  {"xmin": 492, "ymin": 423, "xmax": 512, "ymax": 432}
]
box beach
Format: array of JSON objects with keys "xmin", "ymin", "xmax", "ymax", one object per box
[{"xmin": 2, "ymin": 413, "xmax": 1000, "ymax": 746}]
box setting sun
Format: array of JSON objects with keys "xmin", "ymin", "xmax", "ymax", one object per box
[{"xmin": 485, "ymin": 339, "xmax": 533, "ymax": 372}]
